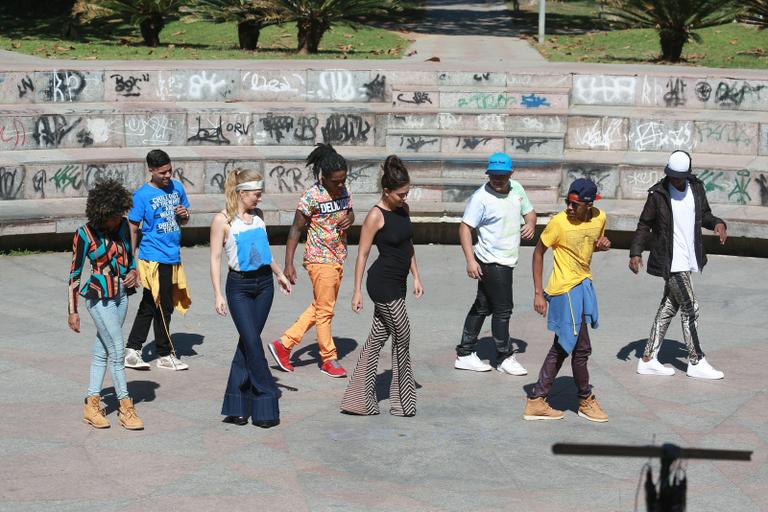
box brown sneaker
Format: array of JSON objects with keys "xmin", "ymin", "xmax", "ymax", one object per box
[
  {"xmin": 523, "ymin": 397, "xmax": 565, "ymax": 421},
  {"xmin": 578, "ymin": 394, "xmax": 608, "ymax": 423},
  {"xmin": 83, "ymin": 395, "xmax": 110, "ymax": 429},
  {"xmin": 118, "ymin": 398, "xmax": 145, "ymax": 430}
]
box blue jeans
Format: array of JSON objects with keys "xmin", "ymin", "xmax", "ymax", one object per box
[
  {"xmin": 222, "ymin": 268, "xmax": 280, "ymax": 422},
  {"xmin": 86, "ymin": 286, "xmax": 129, "ymax": 400}
]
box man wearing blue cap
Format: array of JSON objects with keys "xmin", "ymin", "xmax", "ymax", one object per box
[
  {"xmin": 629, "ymin": 150, "xmax": 727, "ymax": 380},
  {"xmin": 454, "ymin": 152, "xmax": 537, "ymax": 375},
  {"xmin": 524, "ymin": 178, "xmax": 611, "ymax": 422}
]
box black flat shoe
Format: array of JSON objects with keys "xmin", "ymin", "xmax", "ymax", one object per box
[
  {"xmin": 223, "ymin": 416, "xmax": 249, "ymax": 426},
  {"xmin": 253, "ymin": 419, "xmax": 280, "ymax": 429}
]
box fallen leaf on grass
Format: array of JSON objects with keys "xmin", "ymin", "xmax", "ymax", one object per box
[
  {"xmin": 425, "ymin": 56, "xmax": 440, "ymax": 62},
  {"xmin": 171, "ymin": 30, "xmax": 185, "ymax": 36},
  {"xmin": 12, "ymin": 42, "xmax": 21, "ymax": 48},
  {"xmin": 738, "ymin": 47, "xmax": 767, "ymax": 56},
  {"xmin": 687, "ymin": 53, "xmax": 705, "ymax": 59},
  {"xmin": 343, "ymin": 33, "xmax": 353, "ymax": 38},
  {"xmin": 82, "ymin": 56, "xmax": 98, "ymax": 60},
  {"xmin": 729, "ymin": 39, "xmax": 738, "ymax": 45}
]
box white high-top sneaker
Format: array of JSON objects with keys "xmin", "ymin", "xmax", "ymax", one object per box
[
  {"xmin": 686, "ymin": 357, "xmax": 724, "ymax": 380},
  {"xmin": 454, "ymin": 352, "xmax": 492, "ymax": 372},
  {"xmin": 637, "ymin": 357, "xmax": 675, "ymax": 376},
  {"xmin": 497, "ymin": 354, "xmax": 528, "ymax": 375}
]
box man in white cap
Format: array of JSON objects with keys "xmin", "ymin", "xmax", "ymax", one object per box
[{"xmin": 629, "ymin": 150, "xmax": 727, "ymax": 379}]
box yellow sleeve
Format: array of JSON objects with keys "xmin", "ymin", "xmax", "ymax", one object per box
[{"xmin": 539, "ymin": 215, "xmax": 562, "ymax": 248}]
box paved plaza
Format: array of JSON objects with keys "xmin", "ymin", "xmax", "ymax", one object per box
[{"xmin": 0, "ymin": 244, "xmax": 765, "ymax": 511}]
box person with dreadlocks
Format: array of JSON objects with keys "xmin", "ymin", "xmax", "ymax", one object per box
[
  {"xmin": 68, "ymin": 180, "xmax": 144, "ymax": 430},
  {"xmin": 209, "ymin": 168, "xmax": 291, "ymax": 428},
  {"xmin": 269, "ymin": 143, "xmax": 354, "ymax": 378}
]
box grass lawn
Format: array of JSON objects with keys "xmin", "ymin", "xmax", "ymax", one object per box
[
  {"xmin": 0, "ymin": 15, "xmax": 411, "ymax": 60},
  {"xmin": 509, "ymin": 1, "xmax": 768, "ymax": 69}
]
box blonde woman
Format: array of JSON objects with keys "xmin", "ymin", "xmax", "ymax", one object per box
[{"xmin": 210, "ymin": 169, "xmax": 291, "ymax": 428}]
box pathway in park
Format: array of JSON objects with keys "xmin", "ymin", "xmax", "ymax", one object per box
[
  {"xmin": 0, "ymin": 245, "xmax": 765, "ymax": 511},
  {"xmin": 400, "ymin": 0, "xmax": 547, "ymax": 66}
]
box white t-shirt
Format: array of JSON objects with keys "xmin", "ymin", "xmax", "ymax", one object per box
[
  {"xmin": 668, "ymin": 182, "xmax": 699, "ymax": 273},
  {"xmin": 462, "ymin": 181, "xmax": 534, "ymax": 267}
]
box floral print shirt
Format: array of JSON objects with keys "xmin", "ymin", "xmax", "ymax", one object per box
[{"xmin": 297, "ymin": 182, "xmax": 352, "ymax": 265}]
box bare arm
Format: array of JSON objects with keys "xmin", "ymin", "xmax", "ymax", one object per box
[
  {"xmin": 351, "ymin": 208, "xmax": 384, "ymax": 312},
  {"xmin": 284, "ymin": 210, "xmax": 310, "ymax": 284},
  {"xmin": 521, "ymin": 210, "xmax": 537, "ymax": 240},
  {"xmin": 459, "ymin": 222, "xmax": 482, "ymax": 279},
  {"xmin": 532, "ymin": 240, "xmax": 549, "ymax": 316},
  {"xmin": 410, "ymin": 249, "xmax": 424, "ymax": 298},
  {"xmin": 209, "ymin": 212, "xmax": 228, "ymax": 316},
  {"xmin": 129, "ymin": 220, "xmax": 140, "ymax": 259}
]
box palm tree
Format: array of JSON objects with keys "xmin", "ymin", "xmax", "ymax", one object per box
[
  {"xmin": 183, "ymin": 0, "xmax": 285, "ymax": 50},
  {"xmin": 601, "ymin": 0, "xmax": 739, "ymax": 62},
  {"xmin": 273, "ymin": 0, "xmax": 399, "ymax": 54},
  {"xmin": 95, "ymin": 0, "xmax": 186, "ymax": 47},
  {"xmin": 741, "ymin": 0, "xmax": 768, "ymax": 29}
]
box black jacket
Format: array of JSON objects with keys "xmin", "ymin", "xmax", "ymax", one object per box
[{"xmin": 629, "ymin": 175, "xmax": 725, "ymax": 280}]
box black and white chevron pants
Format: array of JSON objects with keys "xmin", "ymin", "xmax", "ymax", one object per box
[
  {"xmin": 341, "ymin": 298, "xmax": 416, "ymax": 417},
  {"xmin": 643, "ymin": 271, "xmax": 704, "ymax": 363}
]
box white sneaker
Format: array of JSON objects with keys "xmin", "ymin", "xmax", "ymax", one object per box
[
  {"xmin": 497, "ymin": 354, "xmax": 528, "ymax": 376},
  {"xmin": 124, "ymin": 348, "xmax": 150, "ymax": 370},
  {"xmin": 454, "ymin": 353, "xmax": 492, "ymax": 372},
  {"xmin": 686, "ymin": 357, "xmax": 723, "ymax": 380},
  {"xmin": 156, "ymin": 355, "xmax": 189, "ymax": 371},
  {"xmin": 636, "ymin": 357, "xmax": 675, "ymax": 376}
]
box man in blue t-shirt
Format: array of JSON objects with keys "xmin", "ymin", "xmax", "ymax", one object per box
[{"xmin": 124, "ymin": 150, "xmax": 191, "ymax": 371}]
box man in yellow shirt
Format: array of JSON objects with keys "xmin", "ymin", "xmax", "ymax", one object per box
[{"xmin": 523, "ymin": 179, "xmax": 611, "ymax": 422}]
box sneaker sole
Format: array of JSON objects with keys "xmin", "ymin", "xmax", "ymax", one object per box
[
  {"xmin": 156, "ymin": 364, "xmax": 189, "ymax": 371},
  {"xmin": 454, "ymin": 365, "xmax": 492, "ymax": 372},
  {"xmin": 636, "ymin": 367, "xmax": 674, "ymax": 376},
  {"xmin": 523, "ymin": 414, "xmax": 565, "ymax": 421},
  {"xmin": 497, "ymin": 367, "xmax": 528, "ymax": 376},
  {"xmin": 686, "ymin": 373, "xmax": 724, "ymax": 380},
  {"xmin": 577, "ymin": 411, "xmax": 608, "ymax": 423},
  {"xmin": 125, "ymin": 363, "xmax": 151, "ymax": 370},
  {"xmin": 321, "ymin": 370, "xmax": 347, "ymax": 378},
  {"xmin": 268, "ymin": 343, "xmax": 294, "ymax": 372}
]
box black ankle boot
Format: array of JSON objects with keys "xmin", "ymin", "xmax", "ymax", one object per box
[{"xmin": 223, "ymin": 416, "xmax": 249, "ymax": 426}]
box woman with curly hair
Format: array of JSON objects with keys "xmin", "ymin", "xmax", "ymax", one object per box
[{"xmin": 68, "ymin": 179, "xmax": 144, "ymax": 430}]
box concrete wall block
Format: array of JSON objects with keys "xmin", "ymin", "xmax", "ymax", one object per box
[
  {"xmin": 104, "ymin": 71, "xmax": 159, "ymax": 101},
  {"xmin": 760, "ymin": 124, "xmax": 768, "ymax": 156},
  {"xmin": 506, "ymin": 115, "xmax": 565, "ymax": 134},
  {"xmin": 125, "ymin": 112, "xmax": 187, "ymax": 147},
  {"xmin": 512, "ymin": 165, "xmax": 563, "ymax": 187},
  {"xmin": 566, "ymin": 116, "xmax": 628, "ymax": 151},
  {"xmin": 572, "ymin": 75, "xmax": 636, "ymax": 106},
  {"xmin": 154, "ymin": 70, "xmax": 238, "ymax": 102},
  {"xmin": 444, "ymin": 136, "xmax": 504, "ymax": 154},
  {"xmin": 0, "ymin": 165, "xmax": 26, "ymax": 200},
  {"xmin": 306, "ymin": 70, "xmax": 380, "ymax": 102},
  {"xmin": 628, "ymin": 119, "xmax": 694, "ymax": 152},
  {"xmin": 406, "ymin": 160, "xmax": 443, "ymax": 179},
  {"xmin": 374, "ymin": 115, "xmax": 388, "ymax": 147},
  {"xmin": 263, "ymin": 161, "xmax": 315, "ymax": 195},
  {"xmin": 636, "ymin": 76, "xmax": 704, "ymax": 109},
  {"xmin": 392, "ymin": 89, "xmax": 438, "ymax": 108},
  {"xmin": 34, "ymin": 70, "xmax": 104, "ymax": 103},
  {"xmin": 694, "ymin": 121, "xmax": 758, "ymax": 155},
  {"xmin": 316, "ymin": 112, "xmax": 376, "ymax": 147},
  {"xmin": 695, "ymin": 168, "xmax": 762, "ymax": 205},
  {"xmin": 437, "ymin": 71, "xmax": 506, "ymax": 87},
  {"xmin": 186, "ymin": 112, "xmax": 254, "ymax": 146},
  {"xmin": 441, "ymin": 160, "xmax": 486, "ymax": 179},
  {"xmin": 408, "ymin": 186, "xmax": 442, "ymax": 202},
  {"xmin": 0, "ymin": 73, "xmax": 36, "ymax": 104},
  {"xmin": 23, "ymin": 162, "xmax": 143, "ymax": 199},
  {"xmin": 443, "ymin": 185, "xmax": 477, "ymax": 203},
  {"xmin": 526, "ymin": 187, "xmax": 560, "ymax": 205},
  {"xmin": 387, "ymin": 114, "xmax": 440, "ymax": 130},
  {"xmin": 0, "ymin": 115, "xmax": 34, "ymax": 151},
  {"xmin": 511, "ymin": 92, "xmax": 568, "ymax": 110},
  {"xmin": 204, "ymin": 160, "xmax": 264, "ymax": 194},
  {"xmin": 347, "ymin": 161, "xmax": 380, "ymax": 194},
  {"xmin": 437, "ymin": 113, "xmax": 466, "ymax": 130},
  {"xmin": 379, "ymin": 71, "xmax": 435, "ymax": 100},
  {"xmin": 253, "ymin": 112, "xmax": 320, "ymax": 146},
  {"xmin": 441, "ymin": 91, "xmax": 514, "ymax": 110},
  {"xmin": 620, "ymin": 166, "xmax": 664, "ymax": 199},
  {"xmin": 506, "ymin": 73, "xmax": 572, "ymax": 88},
  {"xmin": 506, "ymin": 136, "xmax": 564, "ymax": 157},
  {"xmin": 699, "ymin": 78, "xmax": 768, "ymax": 111},
  {"xmin": 172, "ymin": 160, "xmax": 206, "ymax": 195},
  {"xmin": 239, "ymin": 70, "xmax": 308, "ymax": 102},
  {"xmin": 562, "ymin": 164, "xmax": 619, "ymax": 199},
  {"xmin": 24, "ymin": 114, "xmax": 123, "ymax": 150},
  {"xmin": 386, "ymin": 134, "xmax": 440, "ymax": 154}
]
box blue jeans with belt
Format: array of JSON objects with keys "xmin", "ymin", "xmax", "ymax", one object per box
[
  {"xmin": 86, "ymin": 286, "xmax": 129, "ymax": 400},
  {"xmin": 221, "ymin": 267, "xmax": 280, "ymax": 422}
]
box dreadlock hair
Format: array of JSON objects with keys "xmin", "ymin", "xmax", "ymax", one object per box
[
  {"xmin": 223, "ymin": 167, "xmax": 263, "ymax": 223},
  {"xmin": 306, "ymin": 143, "xmax": 347, "ymax": 182},
  {"xmin": 381, "ymin": 155, "xmax": 410, "ymax": 190},
  {"xmin": 85, "ymin": 179, "xmax": 132, "ymax": 228}
]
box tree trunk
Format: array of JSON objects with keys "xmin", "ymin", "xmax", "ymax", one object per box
[
  {"xmin": 139, "ymin": 15, "xmax": 165, "ymax": 47},
  {"xmin": 296, "ymin": 19, "xmax": 328, "ymax": 54},
  {"xmin": 237, "ymin": 20, "xmax": 262, "ymax": 50},
  {"xmin": 658, "ymin": 29, "xmax": 686, "ymax": 62}
]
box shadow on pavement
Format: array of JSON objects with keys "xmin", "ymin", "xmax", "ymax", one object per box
[
  {"xmin": 476, "ymin": 336, "xmax": 529, "ymax": 365},
  {"xmin": 291, "ymin": 337, "xmax": 359, "ymax": 368},
  {"xmin": 103, "ymin": 380, "xmax": 160, "ymax": 414},
  {"xmin": 616, "ymin": 338, "xmax": 689, "ymax": 372},
  {"xmin": 523, "ymin": 376, "xmax": 580, "ymax": 412}
]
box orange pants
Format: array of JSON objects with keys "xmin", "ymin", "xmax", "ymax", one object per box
[{"xmin": 280, "ymin": 263, "xmax": 343, "ymax": 362}]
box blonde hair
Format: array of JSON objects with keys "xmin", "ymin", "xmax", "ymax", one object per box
[{"xmin": 223, "ymin": 168, "xmax": 263, "ymax": 222}]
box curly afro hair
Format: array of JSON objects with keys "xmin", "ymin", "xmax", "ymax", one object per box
[{"xmin": 85, "ymin": 179, "xmax": 133, "ymax": 227}]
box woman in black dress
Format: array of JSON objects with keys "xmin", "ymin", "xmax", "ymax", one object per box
[{"xmin": 341, "ymin": 155, "xmax": 424, "ymax": 417}]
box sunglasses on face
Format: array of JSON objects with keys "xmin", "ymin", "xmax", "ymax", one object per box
[{"xmin": 565, "ymin": 199, "xmax": 586, "ymax": 208}]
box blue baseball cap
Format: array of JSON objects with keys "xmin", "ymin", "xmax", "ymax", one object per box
[
  {"xmin": 486, "ymin": 152, "xmax": 513, "ymax": 174},
  {"xmin": 567, "ymin": 178, "xmax": 600, "ymax": 203}
]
